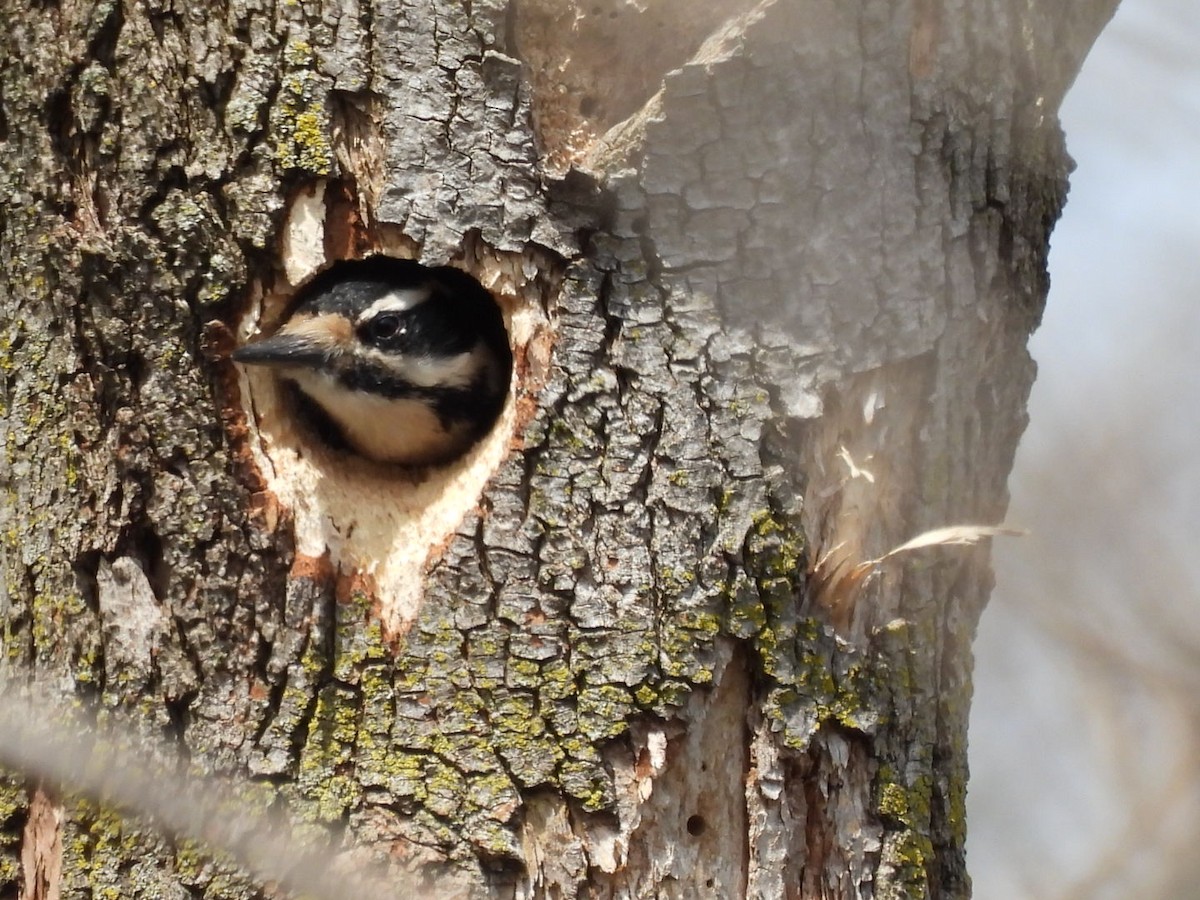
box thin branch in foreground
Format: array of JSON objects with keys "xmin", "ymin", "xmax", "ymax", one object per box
[{"xmin": 0, "ymin": 693, "xmax": 420, "ymax": 900}]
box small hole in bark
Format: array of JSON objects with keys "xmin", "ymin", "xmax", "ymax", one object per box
[
  {"xmin": 686, "ymin": 815, "xmax": 706, "ymax": 836},
  {"xmin": 579, "ymin": 95, "xmax": 598, "ymax": 116},
  {"xmin": 705, "ymin": 879, "xmax": 714, "ymax": 888},
  {"xmin": 123, "ymin": 350, "xmax": 147, "ymax": 389}
]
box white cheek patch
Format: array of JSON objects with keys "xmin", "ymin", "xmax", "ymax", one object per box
[
  {"xmin": 364, "ymin": 342, "xmax": 488, "ymax": 390},
  {"xmin": 286, "ymin": 370, "xmax": 470, "ymax": 465},
  {"xmin": 356, "ymin": 286, "xmax": 432, "ymax": 324}
]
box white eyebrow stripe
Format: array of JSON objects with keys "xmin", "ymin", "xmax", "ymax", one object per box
[{"xmin": 356, "ymin": 286, "xmax": 432, "ymax": 323}]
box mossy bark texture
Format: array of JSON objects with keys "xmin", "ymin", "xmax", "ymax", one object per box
[{"xmin": 0, "ymin": 1, "xmax": 1115, "ymax": 898}]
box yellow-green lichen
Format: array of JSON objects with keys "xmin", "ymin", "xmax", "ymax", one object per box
[
  {"xmin": 633, "ymin": 683, "xmax": 658, "ymax": 707},
  {"xmin": 726, "ymin": 589, "xmax": 767, "ymax": 637},
  {"xmin": 885, "ymin": 829, "xmax": 935, "ymax": 896},
  {"xmin": 653, "ymin": 679, "xmax": 692, "ymax": 709},
  {"xmin": 0, "ymin": 778, "xmax": 23, "ymax": 822},
  {"xmin": 576, "ymin": 684, "xmax": 634, "ymax": 740},
  {"xmin": 271, "ymin": 53, "xmax": 332, "ymax": 175},
  {"xmin": 944, "ymin": 767, "xmax": 968, "ymax": 846},
  {"xmin": 748, "ymin": 509, "xmax": 805, "ymax": 585},
  {"xmin": 875, "ymin": 769, "xmax": 939, "ymax": 891},
  {"xmin": 656, "ymin": 564, "xmax": 697, "ymax": 593},
  {"xmin": 548, "ymin": 418, "xmax": 589, "ymax": 453},
  {"xmin": 297, "ymin": 680, "xmax": 363, "ymax": 822},
  {"xmin": 0, "ymin": 775, "xmax": 23, "ymax": 888},
  {"xmin": 538, "ymin": 659, "xmax": 575, "ymax": 700},
  {"xmin": 283, "ymin": 39, "xmax": 315, "ymax": 67},
  {"xmin": 879, "ymin": 782, "xmax": 909, "ymax": 821},
  {"xmin": 490, "ymin": 691, "xmax": 537, "ymax": 729},
  {"xmin": 557, "ymin": 756, "xmax": 612, "ymax": 812}
]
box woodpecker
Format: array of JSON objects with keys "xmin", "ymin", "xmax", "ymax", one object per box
[{"xmin": 233, "ymin": 256, "xmax": 512, "ymax": 466}]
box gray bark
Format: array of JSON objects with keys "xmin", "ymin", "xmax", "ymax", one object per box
[{"xmin": 0, "ymin": 0, "xmax": 1116, "ymax": 897}]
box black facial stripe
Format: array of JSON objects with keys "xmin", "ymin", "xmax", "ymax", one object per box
[
  {"xmin": 428, "ymin": 386, "xmax": 504, "ymax": 436},
  {"xmin": 359, "ymin": 301, "xmax": 477, "ymax": 357},
  {"xmin": 333, "ymin": 363, "xmax": 505, "ymax": 434},
  {"xmin": 334, "ymin": 360, "xmax": 424, "ymax": 399},
  {"xmin": 403, "ymin": 300, "xmax": 479, "ymax": 356}
]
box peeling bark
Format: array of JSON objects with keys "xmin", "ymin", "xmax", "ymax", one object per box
[
  {"xmin": 19, "ymin": 788, "xmax": 61, "ymax": 900},
  {"xmin": 0, "ymin": 0, "xmax": 1117, "ymax": 898}
]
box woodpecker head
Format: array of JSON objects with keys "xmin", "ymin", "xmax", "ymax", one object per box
[{"xmin": 233, "ymin": 256, "xmax": 512, "ymax": 467}]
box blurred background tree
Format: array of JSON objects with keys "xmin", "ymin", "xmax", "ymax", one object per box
[{"xmin": 970, "ymin": 1, "xmax": 1200, "ymax": 896}]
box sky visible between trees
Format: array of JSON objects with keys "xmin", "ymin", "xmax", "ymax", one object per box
[{"xmin": 970, "ymin": 1, "xmax": 1200, "ymax": 896}]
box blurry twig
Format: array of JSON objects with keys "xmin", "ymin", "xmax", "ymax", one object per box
[{"xmin": 0, "ymin": 690, "xmax": 418, "ymax": 900}]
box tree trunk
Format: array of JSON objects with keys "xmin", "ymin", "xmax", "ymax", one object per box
[{"xmin": 0, "ymin": 1, "xmax": 1116, "ymax": 897}]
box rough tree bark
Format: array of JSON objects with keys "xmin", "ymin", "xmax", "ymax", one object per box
[{"xmin": 0, "ymin": 1, "xmax": 1116, "ymax": 897}]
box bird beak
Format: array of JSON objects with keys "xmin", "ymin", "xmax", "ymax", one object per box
[
  {"xmin": 233, "ymin": 315, "xmax": 348, "ymax": 369},
  {"xmin": 232, "ymin": 332, "xmax": 332, "ymax": 369}
]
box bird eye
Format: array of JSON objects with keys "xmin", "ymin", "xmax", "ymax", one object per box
[{"xmin": 368, "ymin": 313, "xmax": 404, "ymax": 343}]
